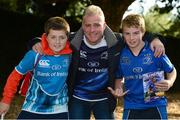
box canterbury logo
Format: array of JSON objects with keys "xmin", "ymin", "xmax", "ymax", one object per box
[
  {"xmin": 39, "ymin": 60, "xmax": 50, "ymax": 67},
  {"xmin": 80, "ymin": 50, "xmax": 87, "ymax": 59}
]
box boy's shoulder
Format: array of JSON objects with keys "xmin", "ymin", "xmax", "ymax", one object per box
[{"xmin": 25, "ymin": 50, "xmax": 39, "ymax": 59}]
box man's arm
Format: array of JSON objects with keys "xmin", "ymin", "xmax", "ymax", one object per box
[
  {"xmin": 143, "ymin": 32, "xmax": 166, "ymax": 45},
  {"xmin": 143, "ymin": 32, "xmax": 166, "ymax": 57},
  {"xmin": 108, "ymin": 78, "xmax": 129, "ymax": 98},
  {"xmin": 27, "ymin": 37, "xmax": 41, "ymax": 50}
]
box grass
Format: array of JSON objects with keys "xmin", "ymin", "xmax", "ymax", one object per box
[{"xmin": 2, "ymin": 92, "xmax": 180, "ymax": 119}]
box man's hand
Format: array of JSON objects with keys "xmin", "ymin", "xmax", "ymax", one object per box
[
  {"xmin": 108, "ymin": 87, "xmax": 129, "ymax": 98},
  {"xmin": 150, "ymin": 38, "xmax": 165, "ymax": 57},
  {"xmin": 32, "ymin": 42, "xmax": 43, "ymax": 55}
]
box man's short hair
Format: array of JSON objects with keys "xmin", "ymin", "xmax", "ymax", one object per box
[{"xmin": 83, "ymin": 5, "xmax": 105, "ymax": 22}]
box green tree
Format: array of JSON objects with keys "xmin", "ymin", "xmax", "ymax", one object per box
[
  {"xmin": 145, "ymin": 3, "xmax": 180, "ymax": 38},
  {"xmin": 0, "ymin": 0, "xmax": 134, "ymax": 31},
  {"xmin": 0, "ymin": 0, "xmax": 179, "ymax": 32}
]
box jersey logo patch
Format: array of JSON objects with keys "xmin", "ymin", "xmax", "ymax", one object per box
[
  {"xmin": 39, "ymin": 60, "xmax": 50, "ymax": 67},
  {"xmin": 133, "ymin": 67, "xmax": 143, "ymax": 73}
]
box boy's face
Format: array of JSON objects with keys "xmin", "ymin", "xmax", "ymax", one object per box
[
  {"xmin": 82, "ymin": 14, "xmax": 106, "ymax": 45},
  {"xmin": 47, "ymin": 29, "xmax": 67, "ymax": 54},
  {"xmin": 123, "ymin": 26, "xmax": 144, "ymax": 49}
]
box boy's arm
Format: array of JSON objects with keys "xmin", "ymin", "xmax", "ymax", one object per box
[
  {"xmin": 143, "ymin": 32, "xmax": 166, "ymax": 45},
  {"xmin": 166, "ymin": 67, "xmax": 177, "ymax": 88},
  {"xmin": 1, "ymin": 69, "xmax": 23, "ymax": 104},
  {"xmin": 0, "ymin": 69, "xmax": 23, "ymax": 115}
]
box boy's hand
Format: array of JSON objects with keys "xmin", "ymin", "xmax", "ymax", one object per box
[
  {"xmin": 0, "ymin": 102, "xmax": 10, "ymax": 116},
  {"xmin": 108, "ymin": 87, "xmax": 129, "ymax": 98},
  {"xmin": 155, "ymin": 80, "xmax": 173, "ymax": 92},
  {"xmin": 32, "ymin": 42, "xmax": 43, "ymax": 55},
  {"xmin": 150, "ymin": 38, "xmax": 165, "ymax": 57}
]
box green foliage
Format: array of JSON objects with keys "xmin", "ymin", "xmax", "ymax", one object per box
[
  {"xmin": 145, "ymin": 8, "xmax": 180, "ymax": 38},
  {"xmin": 0, "ymin": 0, "xmax": 18, "ymax": 11},
  {"xmin": 0, "ymin": 0, "xmax": 32, "ymax": 14},
  {"xmin": 167, "ymin": 17, "xmax": 180, "ymax": 38},
  {"xmin": 0, "ymin": 0, "xmax": 179, "ymax": 38},
  {"xmin": 0, "ymin": 0, "xmax": 91, "ymax": 21},
  {"xmin": 65, "ymin": 0, "xmax": 91, "ymax": 22},
  {"xmin": 145, "ymin": 11, "xmax": 172, "ymax": 33},
  {"xmin": 155, "ymin": 0, "xmax": 180, "ymax": 18}
]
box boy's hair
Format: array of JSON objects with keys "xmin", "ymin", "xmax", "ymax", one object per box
[
  {"xmin": 44, "ymin": 16, "xmax": 70, "ymax": 35},
  {"xmin": 83, "ymin": 5, "xmax": 105, "ymax": 22},
  {"xmin": 121, "ymin": 14, "xmax": 146, "ymax": 33}
]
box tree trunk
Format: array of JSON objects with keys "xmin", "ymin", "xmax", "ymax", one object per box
[{"xmin": 91, "ymin": 0, "xmax": 134, "ymax": 32}]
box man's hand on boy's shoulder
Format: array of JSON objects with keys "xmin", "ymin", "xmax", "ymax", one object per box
[
  {"xmin": 32, "ymin": 42, "xmax": 43, "ymax": 54},
  {"xmin": 69, "ymin": 32, "xmax": 76, "ymax": 41},
  {"xmin": 27, "ymin": 37, "xmax": 41, "ymax": 50}
]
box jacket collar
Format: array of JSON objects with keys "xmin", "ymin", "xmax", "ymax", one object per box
[
  {"xmin": 71, "ymin": 26, "xmax": 118, "ymax": 50},
  {"xmin": 104, "ymin": 25, "xmax": 118, "ymax": 48}
]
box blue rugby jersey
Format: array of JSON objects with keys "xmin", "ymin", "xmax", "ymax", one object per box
[
  {"xmin": 117, "ymin": 42, "xmax": 174, "ymax": 109},
  {"xmin": 15, "ymin": 50, "xmax": 71, "ymax": 114},
  {"xmin": 73, "ymin": 40, "xmax": 109, "ymax": 101}
]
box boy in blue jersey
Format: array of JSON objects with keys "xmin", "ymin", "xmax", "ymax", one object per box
[
  {"xmin": 108, "ymin": 14, "xmax": 177, "ymax": 119},
  {"xmin": 0, "ymin": 16, "xmax": 72, "ymax": 119}
]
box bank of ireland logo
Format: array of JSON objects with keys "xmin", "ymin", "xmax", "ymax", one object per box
[
  {"xmin": 87, "ymin": 61, "xmax": 100, "ymax": 67},
  {"xmin": 133, "ymin": 67, "xmax": 143, "ymax": 73},
  {"xmin": 52, "ymin": 64, "xmax": 62, "ymax": 70}
]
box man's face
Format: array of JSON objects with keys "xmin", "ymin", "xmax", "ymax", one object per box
[{"xmin": 82, "ymin": 14, "xmax": 106, "ymax": 45}]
